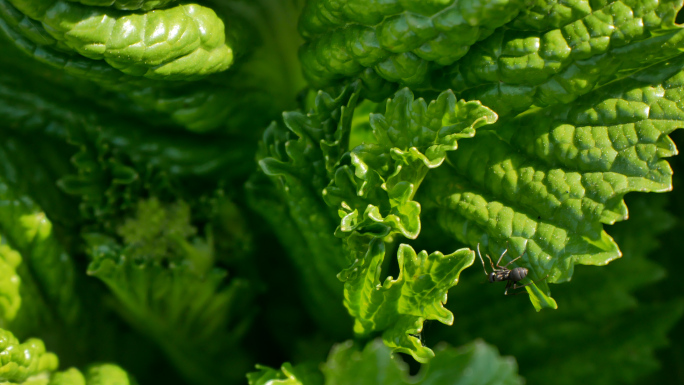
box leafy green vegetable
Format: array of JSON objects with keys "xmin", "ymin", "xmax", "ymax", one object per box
[{"xmin": 0, "ymin": 0, "xmax": 683, "ymax": 384}]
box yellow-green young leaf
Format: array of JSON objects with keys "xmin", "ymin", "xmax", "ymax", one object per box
[
  {"xmin": 340, "ymin": 240, "xmax": 474, "ymax": 362},
  {"xmin": 247, "ymin": 363, "xmax": 323, "ymax": 385},
  {"xmin": 5, "ymin": 0, "xmax": 233, "ymax": 80},
  {"xmin": 421, "ymin": 54, "xmax": 684, "ymax": 310},
  {"xmin": 49, "ymin": 365, "xmax": 135, "ymax": 385},
  {"xmin": 324, "ymin": 88, "xmax": 497, "ymax": 242},
  {"xmin": 321, "ymin": 339, "xmax": 522, "ymax": 385},
  {"xmin": 0, "ymin": 244, "xmax": 21, "ymax": 323},
  {"xmin": 0, "ymin": 328, "xmax": 58, "ymax": 383},
  {"xmin": 321, "ymin": 87, "xmax": 494, "ymax": 359},
  {"xmin": 85, "ymin": 230, "xmax": 255, "ymax": 385},
  {"xmin": 0, "ymin": 178, "xmax": 83, "ymax": 338}
]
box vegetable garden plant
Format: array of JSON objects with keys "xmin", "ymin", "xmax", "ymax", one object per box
[{"xmin": 1, "ymin": 0, "xmax": 684, "ymax": 383}]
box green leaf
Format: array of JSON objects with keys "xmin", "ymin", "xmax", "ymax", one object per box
[
  {"xmin": 321, "ymin": 88, "xmax": 494, "ymax": 358},
  {"xmin": 0, "ymin": 244, "xmax": 21, "ymax": 323},
  {"xmin": 431, "ymin": 193, "xmax": 683, "ymax": 384},
  {"xmin": 85, "ymin": 229, "xmax": 255, "ymax": 385},
  {"xmin": 421, "ymin": 54, "xmax": 684, "ymax": 309},
  {"xmin": 320, "ymin": 339, "xmax": 523, "ymax": 385},
  {"xmin": 79, "ymin": 364, "xmax": 136, "ymax": 385},
  {"xmin": 324, "ymin": 88, "xmax": 497, "ymax": 242},
  {"xmin": 249, "ymin": 83, "xmax": 362, "ymax": 335},
  {"xmin": 247, "ymin": 363, "xmax": 323, "ymax": 385},
  {"xmin": 440, "ymin": 0, "xmax": 684, "ymax": 116},
  {"xmin": 257, "ymin": 85, "xmax": 495, "ymax": 359},
  {"xmin": 0, "ymin": 178, "xmax": 84, "ymax": 338},
  {"xmin": 342, "ymin": 240, "xmax": 474, "ymax": 362},
  {"xmin": 6, "ymin": 0, "xmax": 233, "ymax": 80},
  {"xmin": 299, "ymin": 0, "xmax": 528, "ymax": 87},
  {"xmin": 62, "ymin": 0, "xmax": 175, "ymax": 11},
  {"xmin": 0, "ymin": 328, "xmax": 58, "ymax": 383}
]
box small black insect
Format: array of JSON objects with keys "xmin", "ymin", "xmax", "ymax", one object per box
[{"xmin": 477, "ymin": 244, "xmax": 547, "ymax": 295}]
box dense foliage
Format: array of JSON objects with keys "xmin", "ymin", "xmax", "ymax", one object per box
[{"xmin": 0, "ymin": 0, "xmax": 684, "ymax": 383}]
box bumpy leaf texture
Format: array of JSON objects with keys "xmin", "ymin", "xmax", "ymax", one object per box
[
  {"xmin": 423, "ymin": 192, "xmax": 683, "ymax": 385},
  {"xmin": 0, "ymin": 327, "xmax": 137, "ymax": 385},
  {"xmin": 3, "ymin": 0, "xmax": 233, "ymax": 79},
  {"xmin": 299, "ymin": 0, "xmax": 528, "ymax": 88},
  {"xmin": 0, "ymin": 0, "xmax": 304, "ymax": 133}
]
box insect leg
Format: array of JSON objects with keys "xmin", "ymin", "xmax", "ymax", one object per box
[
  {"xmin": 502, "ymin": 255, "xmax": 523, "ymax": 268},
  {"xmin": 510, "ymin": 275, "xmax": 550, "ymax": 293},
  {"xmin": 496, "ymin": 248, "xmax": 508, "ymax": 267},
  {"xmin": 503, "ymin": 280, "xmax": 513, "ymax": 295}
]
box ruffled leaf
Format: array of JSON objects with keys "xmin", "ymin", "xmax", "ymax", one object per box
[
  {"xmin": 250, "ymin": 83, "xmax": 362, "ymax": 335},
  {"xmin": 342, "ymin": 240, "xmax": 473, "ymax": 362},
  {"xmin": 325, "ymin": 88, "xmax": 496, "ymax": 240},
  {"xmin": 0, "ymin": 178, "xmax": 84, "ymax": 339},
  {"xmin": 85, "ymin": 215, "xmax": 255, "ymax": 385}
]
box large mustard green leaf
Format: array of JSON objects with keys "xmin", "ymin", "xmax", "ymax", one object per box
[
  {"xmin": 440, "ymin": 0, "xmax": 684, "ymax": 116},
  {"xmin": 249, "ymin": 339, "xmax": 522, "ymax": 385},
  {"xmin": 299, "ymin": 0, "xmax": 527, "ymax": 88},
  {"xmin": 6, "ymin": 0, "xmax": 233, "ymax": 80},
  {"xmin": 421, "ymin": 55, "xmax": 684, "ymax": 310}
]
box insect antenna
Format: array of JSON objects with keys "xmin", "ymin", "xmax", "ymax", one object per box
[{"xmin": 476, "ymin": 243, "xmax": 492, "ymax": 275}]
